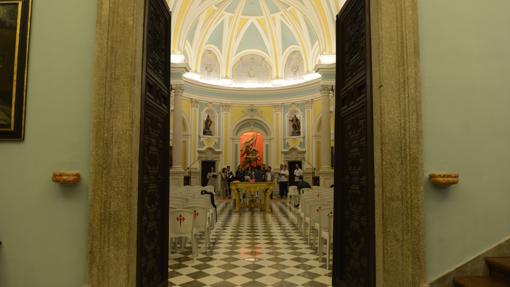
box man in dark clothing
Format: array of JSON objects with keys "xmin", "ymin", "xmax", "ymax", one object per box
[
  {"xmin": 235, "ymin": 165, "xmax": 244, "ymax": 181},
  {"xmin": 226, "ymin": 165, "xmax": 234, "ymax": 198},
  {"xmin": 254, "ymin": 166, "xmax": 265, "ymax": 182}
]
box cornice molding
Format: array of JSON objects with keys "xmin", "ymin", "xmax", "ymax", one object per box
[
  {"xmin": 182, "ymin": 92, "xmax": 322, "ymax": 105},
  {"xmin": 180, "ymin": 76, "xmax": 324, "ymax": 104}
]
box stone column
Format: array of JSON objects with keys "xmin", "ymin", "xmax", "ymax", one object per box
[
  {"xmin": 170, "ymin": 84, "xmax": 185, "ymax": 188},
  {"xmin": 222, "ymin": 104, "xmax": 231, "ymax": 166},
  {"xmin": 190, "ymin": 99, "xmax": 200, "ymax": 185},
  {"xmin": 172, "ymin": 84, "xmax": 184, "ymax": 170},
  {"xmin": 272, "ymin": 104, "xmax": 283, "ymax": 167},
  {"xmin": 320, "ymin": 85, "xmax": 333, "ymax": 187},
  {"xmin": 304, "ymin": 100, "xmax": 314, "ymax": 183}
]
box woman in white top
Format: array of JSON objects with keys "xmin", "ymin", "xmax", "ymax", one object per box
[
  {"xmin": 294, "ymin": 164, "xmax": 303, "ymax": 182},
  {"xmin": 265, "ymin": 166, "xmax": 273, "ymax": 182},
  {"xmin": 207, "ymin": 166, "xmax": 219, "ymax": 194}
]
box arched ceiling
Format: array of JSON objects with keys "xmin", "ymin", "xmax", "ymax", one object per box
[{"xmin": 169, "ymin": 0, "xmax": 343, "ymax": 86}]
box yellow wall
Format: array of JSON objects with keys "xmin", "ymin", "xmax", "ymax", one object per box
[
  {"xmin": 257, "ymin": 106, "xmax": 274, "ymax": 126},
  {"xmin": 174, "ymin": 98, "xmax": 331, "ymax": 169},
  {"xmin": 181, "ymin": 97, "xmax": 191, "ymax": 118},
  {"xmin": 312, "ymin": 99, "xmax": 321, "ymax": 126},
  {"xmin": 230, "ymin": 106, "xmax": 245, "ymax": 126}
]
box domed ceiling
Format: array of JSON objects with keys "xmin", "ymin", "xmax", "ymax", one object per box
[{"xmin": 169, "ymin": 0, "xmax": 343, "ymax": 87}]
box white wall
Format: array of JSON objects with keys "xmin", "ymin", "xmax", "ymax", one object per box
[
  {"xmin": 419, "ymin": 0, "xmax": 510, "ymax": 281},
  {"xmin": 0, "ymin": 0, "xmax": 96, "ymax": 286}
]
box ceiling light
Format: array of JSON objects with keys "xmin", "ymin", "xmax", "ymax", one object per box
[
  {"xmin": 183, "ymin": 72, "xmax": 321, "ymax": 88},
  {"xmin": 171, "ymin": 53, "xmax": 186, "ymax": 64},
  {"xmin": 319, "ymin": 54, "xmax": 336, "ymax": 65}
]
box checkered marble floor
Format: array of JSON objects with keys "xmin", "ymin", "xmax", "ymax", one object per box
[{"xmin": 169, "ymin": 199, "xmax": 332, "ymax": 287}]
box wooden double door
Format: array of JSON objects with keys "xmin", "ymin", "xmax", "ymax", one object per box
[
  {"xmin": 136, "ymin": 0, "xmax": 171, "ymax": 286},
  {"xmin": 333, "ymin": 0, "xmax": 375, "ymax": 286},
  {"xmin": 133, "ymin": 0, "xmax": 376, "ymax": 286}
]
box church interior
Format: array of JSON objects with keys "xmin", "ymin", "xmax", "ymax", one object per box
[
  {"xmin": 167, "ymin": 1, "xmax": 337, "ymax": 285},
  {"xmin": 0, "ymin": 0, "xmax": 509, "ymax": 287}
]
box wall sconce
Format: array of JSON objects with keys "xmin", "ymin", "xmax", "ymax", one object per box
[
  {"xmin": 429, "ymin": 173, "xmax": 459, "ymax": 187},
  {"xmin": 52, "ymin": 171, "xmax": 81, "ymax": 185}
]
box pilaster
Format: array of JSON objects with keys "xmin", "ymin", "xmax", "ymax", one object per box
[
  {"xmin": 319, "ymin": 85, "xmax": 333, "ymax": 187},
  {"xmin": 222, "ymin": 104, "xmax": 231, "ymax": 166},
  {"xmin": 304, "ymin": 100, "xmax": 313, "ymax": 170},
  {"xmin": 190, "ymin": 99, "xmax": 199, "ymax": 168},
  {"xmin": 273, "ymin": 104, "xmax": 283, "ymax": 166},
  {"xmin": 171, "ymin": 85, "xmax": 184, "ymax": 169}
]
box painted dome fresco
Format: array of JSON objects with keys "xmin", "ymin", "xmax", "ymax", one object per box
[{"xmin": 169, "ymin": 0, "xmax": 343, "ymax": 86}]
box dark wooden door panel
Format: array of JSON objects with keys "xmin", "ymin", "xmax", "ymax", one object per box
[
  {"xmin": 137, "ymin": 0, "xmax": 171, "ymax": 286},
  {"xmin": 334, "ymin": 0, "xmax": 375, "ymax": 286}
]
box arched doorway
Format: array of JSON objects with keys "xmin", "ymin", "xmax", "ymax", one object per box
[{"xmin": 88, "ymin": 0, "xmax": 426, "ymax": 286}]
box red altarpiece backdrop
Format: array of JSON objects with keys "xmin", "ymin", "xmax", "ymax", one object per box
[{"xmin": 240, "ymin": 132, "xmax": 264, "ymax": 168}]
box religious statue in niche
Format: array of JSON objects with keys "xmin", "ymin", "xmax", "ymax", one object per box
[
  {"xmin": 241, "ymin": 134, "xmax": 261, "ymax": 167},
  {"xmin": 203, "ymin": 114, "xmax": 213, "ymax": 136},
  {"xmin": 289, "ymin": 114, "xmax": 301, "ymax": 136}
]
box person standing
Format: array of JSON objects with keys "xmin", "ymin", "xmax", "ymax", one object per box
[
  {"xmin": 294, "ymin": 164, "xmax": 303, "ymax": 183},
  {"xmin": 235, "ymin": 165, "xmax": 244, "ymax": 181},
  {"xmin": 226, "ymin": 165, "xmax": 234, "ymax": 198},
  {"xmin": 255, "ymin": 165, "xmax": 264, "ymax": 182},
  {"xmin": 265, "ymin": 166, "xmax": 272, "ymax": 182},
  {"xmin": 244, "ymin": 166, "xmax": 252, "ymax": 182},
  {"xmin": 220, "ymin": 167, "xmax": 228, "ymax": 199},
  {"xmin": 207, "ymin": 166, "xmax": 218, "ymax": 194},
  {"xmin": 278, "ymin": 164, "xmax": 289, "ymax": 198},
  {"xmin": 266, "ymin": 166, "xmax": 273, "ymax": 199}
]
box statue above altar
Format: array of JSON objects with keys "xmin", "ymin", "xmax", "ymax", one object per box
[{"xmin": 240, "ymin": 132, "xmax": 264, "ymax": 168}]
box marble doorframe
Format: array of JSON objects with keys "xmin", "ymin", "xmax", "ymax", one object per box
[
  {"xmin": 87, "ymin": 0, "xmax": 145, "ymax": 286},
  {"xmin": 370, "ymin": 0, "xmax": 426, "ymax": 286},
  {"xmin": 86, "ymin": 0, "xmax": 426, "ymax": 286}
]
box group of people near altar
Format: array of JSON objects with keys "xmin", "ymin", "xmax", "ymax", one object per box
[
  {"xmin": 206, "ymin": 163, "xmax": 304, "ymax": 200},
  {"xmin": 207, "ymin": 165, "xmax": 272, "ymax": 199}
]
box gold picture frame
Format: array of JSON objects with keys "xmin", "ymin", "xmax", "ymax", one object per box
[{"xmin": 0, "ymin": 0, "xmax": 32, "ymax": 140}]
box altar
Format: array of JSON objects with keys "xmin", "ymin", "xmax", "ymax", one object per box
[{"xmin": 231, "ymin": 181, "xmax": 273, "ymax": 213}]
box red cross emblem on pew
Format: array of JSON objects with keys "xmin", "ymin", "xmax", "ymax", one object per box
[{"xmin": 176, "ymin": 214, "xmax": 185, "ymax": 227}]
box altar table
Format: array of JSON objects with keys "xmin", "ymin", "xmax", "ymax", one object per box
[{"xmin": 231, "ymin": 181, "xmax": 273, "ymax": 213}]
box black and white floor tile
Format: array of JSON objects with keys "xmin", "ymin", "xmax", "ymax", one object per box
[{"xmin": 169, "ymin": 199, "xmax": 332, "ymax": 287}]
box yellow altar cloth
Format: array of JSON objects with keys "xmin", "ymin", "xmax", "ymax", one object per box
[{"xmin": 231, "ymin": 181, "xmax": 273, "ymax": 213}]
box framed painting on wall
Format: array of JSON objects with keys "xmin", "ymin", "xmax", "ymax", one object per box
[{"xmin": 0, "ymin": 0, "xmax": 32, "ymax": 141}]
